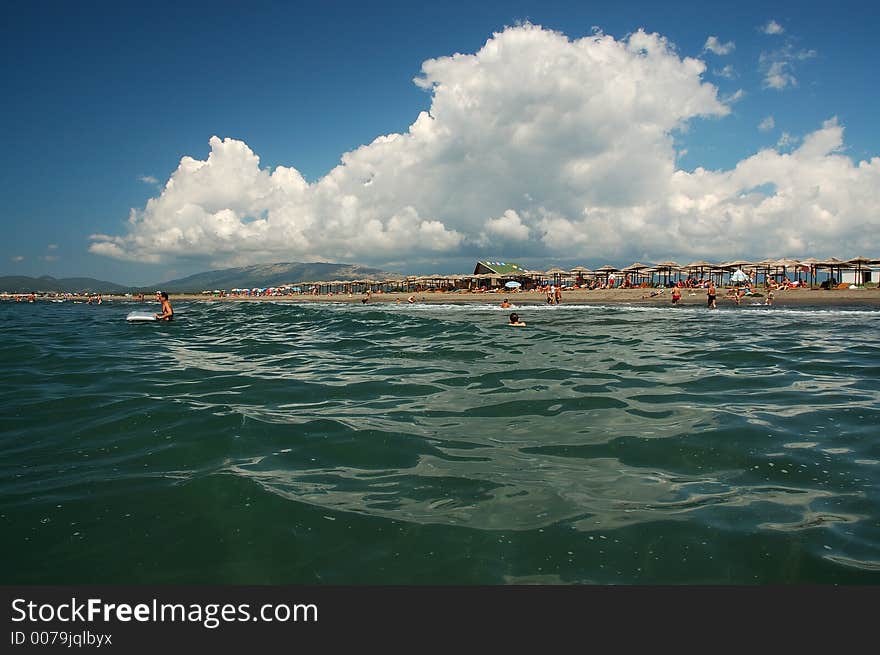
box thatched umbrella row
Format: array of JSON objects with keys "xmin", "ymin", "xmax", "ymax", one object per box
[{"xmin": 282, "ymin": 256, "xmax": 876, "ymax": 293}]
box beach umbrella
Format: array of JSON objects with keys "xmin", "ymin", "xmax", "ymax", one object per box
[
  {"xmin": 654, "ymin": 261, "xmax": 680, "ymax": 285},
  {"xmin": 683, "ymin": 260, "xmax": 713, "ymax": 282},
  {"xmin": 504, "ymin": 281, "xmax": 521, "ymax": 288},
  {"xmin": 815, "ymin": 257, "xmax": 851, "ymax": 287},
  {"xmin": 797, "ymin": 257, "xmax": 820, "ymax": 288},
  {"xmin": 594, "ymin": 264, "xmax": 618, "ymax": 286},
  {"xmin": 619, "ymin": 262, "xmax": 649, "ymax": 286},
  {"xmin": 773, "ymin": 258, "xmax": 801, "ymax": 283},
  {"xmin": 730, "ymin": 269, "xmax": 749, "ymax": 284},
  {"xmin": 569, "ymin": 266, "xmax": 593, "ymax": 286},
  {"xmin": 569, "ymin": 265, "xmax": 588, "ymax": 276},
  {"xmin": 622, "ymin": 262, "xmax": 647, "ymax": 275},
  {"xmin": 715, "ymin": 260, "xmax": 751, "ymax": 285},
  {"xmin": 749, "ymin": 259, "xmax": 774, "ymax": 285},
  {"xmin": 545, "ymin": 267, "xmax": 567, "ymax": 281},
  {"xmin": 544, "ymin": 267, "xmax": 567, "ymax": 286}
]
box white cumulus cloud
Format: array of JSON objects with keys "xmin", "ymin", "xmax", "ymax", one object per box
[
  {"xmin": 704, "ymin": 36, "xmax": 735, "ymax": 55},
  {"xmin": 777, "ymin": 132, "xmax": 797, "ymax": 149},
  {"xmin": 661, "ymin": 119, "xmax": 879, "ymax": 258},
  {"xmin": 760, "ymin": 42, "xmax": 816, "ymax": 90},
  {"xmin": 758, "ymin": 116, "xmax": 775, "ymax": 131},
  {"xmin": 91, "ymin": 24, "xmax": 879, "ymax": 268},
  {"xmin": 722, "ymin": 89, "xmax": 746, "ymax": 104},
  {"xmin": 713, "ymin": 64, "xmax": 736, "ymax": 79},
  {"xmin": 483, "ymin": 209, "xmax": 531, "ymax": 242},
  {"xmin": 761, "ymin": 20, "xmax": 785, "ymax": 35}
]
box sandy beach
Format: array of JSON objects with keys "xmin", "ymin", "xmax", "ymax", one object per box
[{"xmin": 95, "ymin": 286, "xmax": 880, "ymax": 306}]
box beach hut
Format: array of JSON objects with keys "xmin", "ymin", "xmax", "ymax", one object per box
[
  {"xmin": 845, "ymin": 256, "xmax": 874, "ymax": 286},
  {"xmin": 473, "ymin": 261, "xmax": 527, "ymax": 289},
  {"xmin": 473, "ymin": 261, "xmax": 527, "ymax": 276}
]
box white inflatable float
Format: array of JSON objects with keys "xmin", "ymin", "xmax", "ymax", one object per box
[{"xmin": 126, "ymin": 311, "xmax": 157, "ymax": 322}]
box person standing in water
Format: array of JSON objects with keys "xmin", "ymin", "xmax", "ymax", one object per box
[
  {"xmin": 155, "ymin": 291, "xmax": 173, "ymax": 320},
  {"xmin": 707, "ymin": 281, "xmax": 717, "ymax": 309}
]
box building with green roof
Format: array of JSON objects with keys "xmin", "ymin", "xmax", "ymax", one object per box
[{"xmin": 473, "ymin": 261, "xmax": 527, "ymax": 276}]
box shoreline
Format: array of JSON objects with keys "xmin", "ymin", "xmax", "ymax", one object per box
[{"xmin": 79, "ymin": 287, "xmax": 880, "ymax": 306}]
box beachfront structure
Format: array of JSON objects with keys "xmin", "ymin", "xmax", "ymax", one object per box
[
  {"xmin": 473, "ymin": 261, "xmax": 527, "ymax": 276},
  {"xmin": 472, "ymin": 261, "xmax": 531, "ymax": 289},
  {"xmin": 240, "ymin": 254, "xmax": 878, "ymax": 297},
  {"xmin": 841, "ymin": 266, "xmax": 878, "ymax": 285}
]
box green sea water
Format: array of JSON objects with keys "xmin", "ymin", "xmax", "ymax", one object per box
[{"xmin": 2, "ymin": 299, "xmax": 879, "ymax": 584}]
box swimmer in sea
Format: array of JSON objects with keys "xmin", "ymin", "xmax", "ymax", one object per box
[
  {"xmin": 155, "ymin": 291, "xmax": 173, "ymax": 320},
  {"xmin": 500, "ymin": 299, "xmax": 511, "ymax": 308},
  {"xmin": 508, "ymin": 312, "xmax": 526, "ymax": 327}
]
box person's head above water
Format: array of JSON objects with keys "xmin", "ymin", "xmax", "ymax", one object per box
[
  {"xmin": 157, "ymin": 291, "xmax": 169, "ymax": 300},
  {"xmin": 509, "ymin": 312, "xmax": 519, "ymax": 323}
]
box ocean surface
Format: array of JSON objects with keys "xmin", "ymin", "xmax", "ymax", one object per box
[{"xmin": 2, "ymin": 299, "xmax": 879, "ymax": 584}]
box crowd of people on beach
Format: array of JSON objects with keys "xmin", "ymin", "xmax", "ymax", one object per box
[{"xmin": 2, "ymin": 292, "xmax": 105, "ymax": 304}]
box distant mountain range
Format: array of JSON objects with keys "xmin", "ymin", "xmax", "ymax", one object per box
[
  {"xmin": 0, "ymin": 275, "xmax": 132, "ymax": 294},
  {"xmin": 1, "ymin": 262, "xmax": 402, "ymax": 294},
  {"xmin": 153, "ymin": 262, "xmax": 401, "ymax": 292}
]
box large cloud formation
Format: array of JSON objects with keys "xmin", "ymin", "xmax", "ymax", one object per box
[{"xmin": 91, "ymin": 24, "xmax": 879, "ymax": 267}]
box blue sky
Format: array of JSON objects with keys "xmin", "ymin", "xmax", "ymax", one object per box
[{"xmin": 2, "ymin": 0, "xmax": 878, "ymax": 285}]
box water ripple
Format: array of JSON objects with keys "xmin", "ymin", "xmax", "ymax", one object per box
[{"xmin": 2, "ymin": 300, "xmax": 878, "ymax": 583}]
